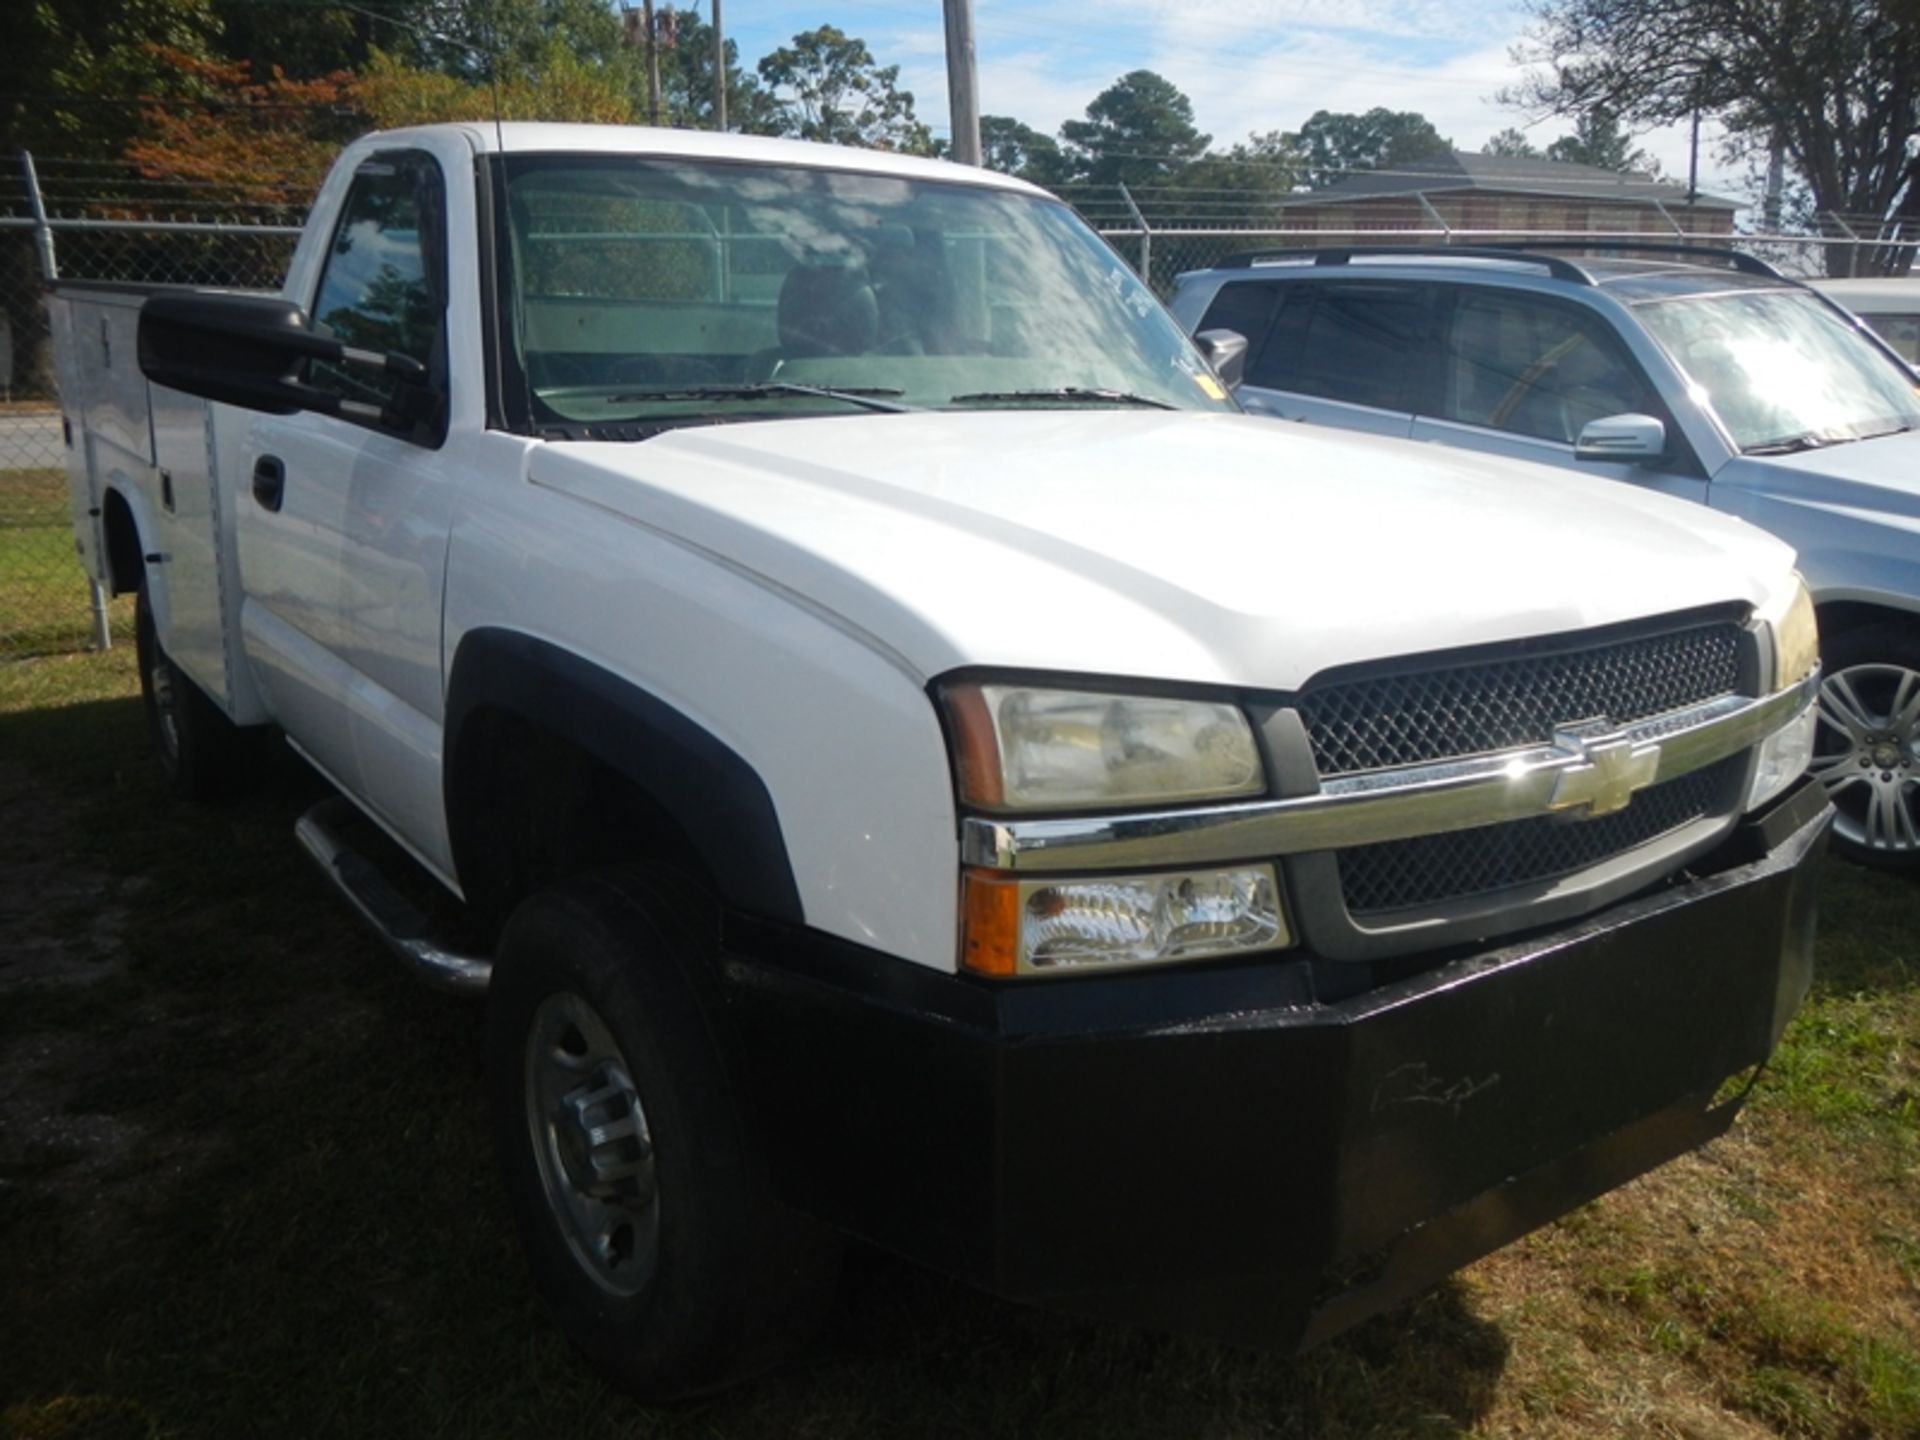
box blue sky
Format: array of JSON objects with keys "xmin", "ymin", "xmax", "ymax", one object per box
[{"xmin": 705, "ymin": 0, "xmax": 1744, "ymax": 200}]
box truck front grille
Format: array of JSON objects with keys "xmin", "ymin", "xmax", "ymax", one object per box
[
  {"xmin": 1339, "ymin": 757, "xmax": 1739, "ymax": 916},
  {"xmin": 1298, "ymin": 620, "xmax": 1744, "ymax": 777}
]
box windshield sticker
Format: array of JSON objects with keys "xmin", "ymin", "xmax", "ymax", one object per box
[{"xmin": 1105, "ymin": 265, "xmax": 1155, "ymax": 318}]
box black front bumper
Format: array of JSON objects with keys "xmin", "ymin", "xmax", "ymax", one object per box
[{"xmin": 719, "ymin": 779, "xmax": 1830, "ymax": 1350}]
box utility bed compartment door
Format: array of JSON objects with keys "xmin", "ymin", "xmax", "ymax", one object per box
[{"xmin": 149, "ymin": 383, "xmax": 230, "ymax": 705}]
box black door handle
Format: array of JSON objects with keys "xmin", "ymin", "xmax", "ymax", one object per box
[{"xmin": 252, "ymin": 455, "xmax": 286, "ymax": 512}]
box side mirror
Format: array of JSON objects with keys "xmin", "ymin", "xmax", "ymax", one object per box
[
  {"xmin": 1193, "ymin": 328, "xmax": 1248, "ymax": 390},
  {"xmin": 138, "ymin": 291, "xmax": 426, "ymax": 424},
  {"xmin": 1575, "ymin": 412, "xmax": 1667, "ymax": 463}
]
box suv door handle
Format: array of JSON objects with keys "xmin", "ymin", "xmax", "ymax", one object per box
[{"xmin": 252, "ymin": 455, "xmax": 286, "ymax": 511}]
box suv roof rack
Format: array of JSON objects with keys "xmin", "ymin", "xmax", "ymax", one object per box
[
  {"xmin": 1213, "ymin": 246, "xmax": 1595, "ymax": 286},
  {"xmin": 1490, "ymin": 240, "xmax": 1788, "ymax": 280}
]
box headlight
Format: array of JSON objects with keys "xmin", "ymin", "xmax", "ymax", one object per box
[
  {"xmin": 1745, "ymin": 698, "xmax": 1817, "ymax": 812},
  {"xmin": 961, "ymin": 864, "xmax": 1290, "ymax": 976},
  {"xmin": 941, "ymin": 681, "xmax": 1265, "ymax": 811},
  {"xmin": 1758, "ymin": 572, "xmax": 1819, "ymax": 688}
]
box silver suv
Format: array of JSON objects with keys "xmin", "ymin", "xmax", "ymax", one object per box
[{"xmin": 1172, "ymin": 244, "xmax": 1920, "ymax": 870}]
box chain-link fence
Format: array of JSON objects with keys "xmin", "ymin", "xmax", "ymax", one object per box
[
  {"xmin": 1092, "ymin": 222, "xmax": 1920, "ymax": 297},
  {"xmin": 0, "ymin": 153, "xmax": 298, "ymax": 658},
  {"xmin": 4, "ymin": 150, "xmax": 1918, "ymax": 659}
]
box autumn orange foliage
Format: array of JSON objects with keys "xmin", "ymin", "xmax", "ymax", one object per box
[
  {"xmin": 124, "ymin": 44, "xmax": 638, "ymax": 211},
  {"xmin": 125, "ymin": 48, "xmax": 355, "ymax": 208}
]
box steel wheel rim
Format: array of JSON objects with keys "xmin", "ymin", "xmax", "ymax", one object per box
[
  {"xmin": 1808, "ymin": 661, "xmax": 1920, "ymax": 856},
  {"xmin": 524, "ymin": 991, "xmax": 660, "ymax": 1297}
]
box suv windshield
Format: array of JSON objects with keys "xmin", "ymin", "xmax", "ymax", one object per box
[
  {"xmin": 1636, "ymin": 289, "xmax": 1920, "ymax": 453},
  {"xmin": 498, "ymin": 155, "xmax": 1232, "ymax": 429}
]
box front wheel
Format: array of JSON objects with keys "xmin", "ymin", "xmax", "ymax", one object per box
[
  {"xmin": 486, "ymin": 868, "xmax": 840, "ymax": 1399},
  {"xmin": 1808, "ymin": 622, "xmax": 1920, "ymax": 871}
]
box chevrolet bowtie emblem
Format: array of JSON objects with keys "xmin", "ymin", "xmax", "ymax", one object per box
[{"xmin": 1546, "ymin": 721, "xmax": 1661, "ymax": 818}]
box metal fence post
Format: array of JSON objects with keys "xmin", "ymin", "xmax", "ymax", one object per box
[
  {"xmin": 1826, "ymin": 213, "xmax": 1863, "ymax": 277},
  {"xmin": 24, "ymin": 150, "xmax": 114, "ymax": 651},
  {"xmin": 21, "ymin": 152, "xmax": 57, "ymax": 281},
  {"xmin": 1118, "ymin": 183, "xmax": 1151, "ymax": 286}
]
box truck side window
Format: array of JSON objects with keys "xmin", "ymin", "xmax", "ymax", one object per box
[
  {"xmin": 1254, "ymin": 283, "xmax": 1428, "ymax": 408},
  {"xmin": 1440, "ymin": 293, "xmax": 1651, "ymax": 445},
  {"xmin": 308, "ymin": 158, "xmax": 444, "ymax": 419}
]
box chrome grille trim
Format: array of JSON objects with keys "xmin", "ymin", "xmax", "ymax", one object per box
[
  {"xmin": 959, "ymin": 670, "xmax": 1817, "ymax": 874},
  {"xmin": 1298, "ymin": 620, "xmax": 1745, "ymax": 775}
]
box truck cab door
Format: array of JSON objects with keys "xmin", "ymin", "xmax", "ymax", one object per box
[{"xmin": 236, "ymin": 148, "xmax": 463, "ymax": 879}]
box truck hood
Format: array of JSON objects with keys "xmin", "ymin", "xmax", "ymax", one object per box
[{"xmin": 528, "ymin": 410, "xmax": 1795, "ymax": 690}]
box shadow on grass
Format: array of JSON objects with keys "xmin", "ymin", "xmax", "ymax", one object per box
[
  {"xmin": 1807, "ymin": 856, "xmax": 1919, "ymax": 996},
  {"xmin": 0, "ymin": 690, "xmax": 1513, "ymax": 1440}
]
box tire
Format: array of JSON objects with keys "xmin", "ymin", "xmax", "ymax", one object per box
[
  {"xmin": 1808, "ymin": 621, "xmax": 1920, "ymax": 871},
  {"xmin": 134, "ymin": 581, "xmax": 257, "ymax": 800},
  {"xmin": 486, "ymin": 867, "xmax": 841, "ymax": 1399}
]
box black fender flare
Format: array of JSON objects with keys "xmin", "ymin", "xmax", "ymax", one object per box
[{"xmin": 443, "ymin": 628, "xmax": 802, "ymax": 923}]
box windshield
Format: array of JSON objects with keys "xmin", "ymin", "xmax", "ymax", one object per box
[
  {"xmin": 1636, "ymin": 288, "xmax": 1920, "ymax": 453},
  {"xmin": 497, "ymin": 155, "xmax": 1233, "ymax": 431}
]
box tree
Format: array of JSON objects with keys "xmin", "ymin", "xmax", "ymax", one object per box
[
  {"xmin": 1507, "ymin": 0, "xmax": 1920, "ymax": 271},
  {"xmin": 2, "ymin": 0, "xmax": 227, "ymax": 399},
  {"xmin": 979, "ymin": 115, "xmax": 1068, "ymax": 186},
  {"xmin": 3, "ymin": 0, "xmax": 221, "ymax": 160},
  {"xmin": 756, "ymin": 26, "xmax": 932, "ymax": 153},
  {"xmin": 1296, "ymin": 108, "xmax": 1453, "ymax": 188},
  {"xmin": 122, "ymin": 47, "xmax": 356, "ymax": 210},
  {"xmin": 654, "ymin": 7, "xmax": 782, "ymax": 134},
  {"xmin": 122, "ymin": 44, "xmax": 638, "ymax": 214},
  {"xmin": 1165, "ymin": 131, "xmax": 1303, "ymax": 225},
  {"xmin": 1543, "ymin": 108, "xmax": 1657, "ymax": 174},
  {"xmin": 1485, "ymin": 127, "xmax": 1542, "ymax": 158},
  {"xmin": 1060, "ymin": 70, "xmax": 1210, "ymax": 189}
]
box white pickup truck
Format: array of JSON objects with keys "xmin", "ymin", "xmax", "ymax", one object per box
[{"xmin": 50, "ymin": 123, "xmax": 1831, "ymax": 1397}]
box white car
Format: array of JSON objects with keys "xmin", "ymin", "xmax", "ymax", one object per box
[
  {"xmin": 50, "ymin": 124, "xmax": 1829, "ymax": 1397},
  {"xmin": 1814, "ymin": 276, "xmax": 1920, "ymax": 365}
]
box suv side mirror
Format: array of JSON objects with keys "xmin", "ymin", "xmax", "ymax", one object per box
[
  {"xmin": 138, "ymin": 291, "xmax": 427, "ymax": 424},
  {"xmin": 1193, "ymin": 328, "xmax": 1248, "ymax": 390},
  {"xmin": 1575, "ymin": 413, "xmax": 1667, "ymax": 463}
]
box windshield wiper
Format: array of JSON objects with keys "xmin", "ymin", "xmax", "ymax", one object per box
[
  {"xmin": 603, "ymin": 382, "xmax": 914, "ymax": 414},
  {"xmin": 947, "ymin": 387, "xmax": 1175, "ymax": 410},
  {"xmin": 1745, "ymin": 431, "xmax": 1840, "ymax": 456}
]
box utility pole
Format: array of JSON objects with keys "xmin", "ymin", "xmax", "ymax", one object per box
[
  {"xmin": 712, "ymin": 0, "xmax": 727, "ymax": 131},
  {"xmin": 643, "ymin": 0, "xmax": 661, "ymax": 126},
  {"xmin": 943, "ymin": 0, "xmax": 981, "ymax": 165},
  {"xmin": 1762, "ymin": 130, "xmax": 1785, "ymax": 232},
  {"xmin": 1686, "ymin": 107, "xmax": 1700, "ymax": 205}
]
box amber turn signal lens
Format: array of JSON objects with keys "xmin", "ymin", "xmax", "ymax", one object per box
[
  {"xmin": 960, "ymin": 871, "xmax": 1019, "ymax": 977},
  {"xmin": 942, "ymin": 682, "xmax": 1005, "ymax": 808}
]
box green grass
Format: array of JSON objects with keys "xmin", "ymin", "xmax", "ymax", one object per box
[
  {"xmin": 1, "ymin": 649, "xmax": 1916, "ymax": 1439},
  {"xmin": 0, "ymin": 469, "xmax": 124, "ymax": 658}
]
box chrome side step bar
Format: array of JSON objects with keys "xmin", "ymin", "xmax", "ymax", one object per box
[{"xmin": 295, "ymin": 797, "xmax": 492, "ymax": 995}]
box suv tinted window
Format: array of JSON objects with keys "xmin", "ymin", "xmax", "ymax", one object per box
[
  {"xmin": 1254, "ymin": 283, "xmax": 1428, "ymax": 408},
  {"xmin": 308, "ymin": 156, "xmax": 443, "ymax": 420},
  {"xmin": 1440, "ymin": 292, "xmax": 1648, "ymax": 444},
  {"xmin": 1195, "ymin": 280, "xmax": 1282, "ymax": 354}
]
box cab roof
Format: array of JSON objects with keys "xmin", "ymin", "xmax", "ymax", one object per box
[{"xmin": 352, "ymin": 121, "xmax": 1044, "ymax": 198}]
